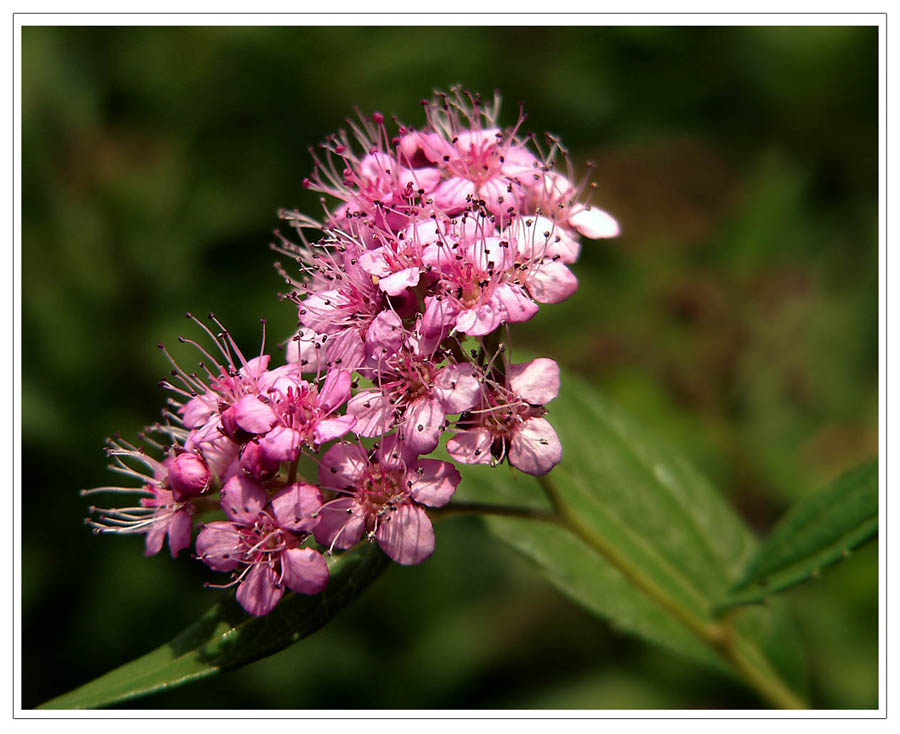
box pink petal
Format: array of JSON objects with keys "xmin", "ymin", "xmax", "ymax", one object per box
[
  {"xmin": 313, "ymin": 498, "xmax": 365, "ymax": 550},
  {"xmin": 220, "ymin": 474, "xmax": 268, "ymax": 525},
  {"xmin": 569, "ymin": 207, "xmax": 620, "ymax": 239},
  {"xmin": 359, "ymin": 152, "xmax": 394, "ymax": 182},
  {"xmin": 456, "ymin": 128, "xmax": 501, "ymax": 150},
  {"xmin": 195, "ymin": 521, "xmax": 241, "ymax": 572},
  {"xmin": 378, "ymin": 267, "xmax": 421, "ymax": 296},
  {"xmin": 376, "ymin": 434, "xmax": 416, "ymax": 472},
  {"xmin": 259, "ymin": 426, "xmax": 304, "ymax": 462},
  {"xmin": 358, "ymin": 248, "xmax": 392, "ymax": 278},
  {"xmin": 468, "ymin": 235, "xmax": 516, "ymax": 273},
  {"xmin": 346, "ymin": 391, "xmax": 395, "ymax": 437},
  {"xmin": 145, "ymin": 521, "xmax": 167, "ymax": 557},
  {"xmin": 400, "ymin": 166, "xmax": 442, "ymax": 193},
  {"xmin": 233, "ymin": 396, "xmax": 278, "ymax": 434},
  {"xmin": 512, "ymin": 215, "xmax": 581, "ymax": 263},
  {"xmin": 317, "ymin": 369, "xmax": 353, "ymax": 415},
  {"xmin": 239, "ymin": 440, "xmax": 279, "ymax": 482},
  {"xmin": 270, "ymin": 483, "xmax": 323, "ymax": 532},
  {"xmin": 319, "ymin": 443, "xmax": 369, "ymax": 489},
  {"xmin": 323, "ymin": 329, "xmax": 365, "ymax": 371},
  {"xmin": 239, "ymin": 355, "xmax": 271, "ymax": 380},
  {"xmin": 401, "ymin": 397, "xmax": 445, "ymax": 455},
  {"xmin": 281, "ymin": 547, "xmax": 330, "ymax": 595},
  {"xmin": 422, "ymin": 296, "xmax": 458, "ymax": 337},
  {"xmin": 313, "ymin": 415, "xmax": 357, "ymax": 444},
  {"xmin": 526, "ymin": 260, "xmax": 579, "ymax": 304},
  {"xmin": 237, "ymin": 564, "xmax": 284, "ymax": 617},
  {"xmin": 408, "ymin": 459, "xmax": 460, "ymax": 508},
  {"xmin": 455, "ymin": 302, "xmax": 503, "ymax": 337},
  {"xmin": 432, "ymin": 362, "xmax": 481, "ymax": 414},
  {"xmin": 286, "ymin": 328, "xmax": 327, "ymax": 372},
  {"xmin": 494, "ymin": 283, "xmax": 539, "ymax": 324},
  {"xmin": 508, "ymin": 358, "xmax": 561, "ymax": 406},
  {"xmin": 478, "ymin": 179, "xmax": 510, "ymax": 216},
  {"xmin": 446, "ymin": 428, "xmax": 494, "ymax": 465},
  {"xmin": 375, "ymin": 503, "xmax": 435, "ymax": 565},
  {"xmin": 364, "ymin": 310, "xmax": 403, "ymax": 362},
  {"xmin": 166, "ymin": 507, "xmax": 194, "ymax": 557},
  {"xmin": 181, "ymin": 395, "xmax": 215, "ymax": 429},
  {"xmin": 300, "ymin": 289, "xmax": 351, "ymax": 328},
  {"xmin": 433, "ymin": 177, "xmax": 476, "ymax": 212},
  {"xmin": 509, "ymin": 417, "xmax": 562, "ymax": 475}
]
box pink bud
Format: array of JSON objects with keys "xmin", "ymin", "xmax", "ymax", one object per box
[{"xmin": 168, "ymin": 452, "xmax": 210, "ymax": 500}]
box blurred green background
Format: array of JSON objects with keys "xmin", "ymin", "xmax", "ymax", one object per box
[{"xmin": 21, "ymin": 26, "xmax": 878, "ymax": 709}]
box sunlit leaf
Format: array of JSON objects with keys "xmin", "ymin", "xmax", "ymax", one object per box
[
  {"xmin": 453, "ymin": 365, "xmax": 807, "ymax": 703},
  {"xmin": 715, "ymin": 460, "xmax": 877, "ymax": 613},
  {"xmin": 38, "ymin": 543, "xmax": 390, "ymax": 709}
]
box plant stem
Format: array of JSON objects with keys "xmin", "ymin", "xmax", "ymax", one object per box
[
  {"xmin": 536, "ymin": 475, "xmax": 806, "ymax": 710},
  {"xmin": 433, "ymin": 501, "xmax": 557, "ymax": 523}
]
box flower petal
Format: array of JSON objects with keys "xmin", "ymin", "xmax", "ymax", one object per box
[
  {"xmin": 401, "ymin": 397, "xmax": 444, "ymax": 455},
  {"xmin": 432, "ymin": 362, "xmax": 481, "ymax": 414},
  {"xmin": 313, "ymin": 415, "xmax": 357, "ymax": 444},
  {"xmin": 364, "ymin": 310, "xmax": 404, "ymax": 362},
  {"xmin": 446, "ymin": 428, "xmax": 494, "ymax": 465},
  {"xmin": 281, "ymin": 547, "xmax": 330, "ymax": 595},
  {"xmin": 494, "ymin": 283, "xmax": 539, "ymax": 324},
  {"xmin": 408, "ymin": 459, "xmax": 460, "ymax": 508},
  {"xmin": 270, "ymin": 482, "xmax": 323, "ymax": 532},
  {"xmin": 313, "ymin": 498, "xmax": 366, "ymax": 550},
  {"xmin": 525, "ymin": 260, "xmax": 579, "ymax": 304},
  {"xmin": 509, "ymin": 417, "xmax": 562, "ymax": 475},
  {"xmin": 220, "ymin": 474, "xmax": 268, "ymax": 525},
  {"xmin": 508, "ymin": 358, "xmax": 561, "ymax": 406},
  {"xmin": 195, "ymin": 521, "xmax": 242, "ymax": 572},
  {"xmin": 375, "ymin": 503, "xmax": 435, "ymax": 565},
  {"xmin": 569, "ymin": 206, "xmax": 620, "ymax": 239},
  {"xmin": 166, "ymin": 507, "xmax": 194, "ymax": 557},
  {"xmin": 233, "ymin": 396, "xmax": 278, "ymax": 434},
  {"xmin": 237, "ymin": 564, "xmax": 284, "ymax": 617},
  {"xmin": 346, "ymin": 391, "xmax": 395, "ymax": 437},
  {"xmin": 317, "ymin": 369, "xmax": 353, "ymax": 415},
  {"xmin": 318, "ymin": 443, "xmax": 369, "ymax": 489},
  {"xmin": 259, "ymin": 426, "xmax": 304, "ymax": 462},
  {"xmin": 379, "ymin": 267, "xmax": 421, "ymax": 296}
]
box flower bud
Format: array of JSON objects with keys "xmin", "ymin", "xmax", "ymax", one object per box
[{"xmin": 168, "ymin": 452, "xmax": 211, "ymax": 501}]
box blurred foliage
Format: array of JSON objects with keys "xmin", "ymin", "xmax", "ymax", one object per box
[{"xmin": 21, "ymin": 26, "xmax": 877, "ymax": 709}]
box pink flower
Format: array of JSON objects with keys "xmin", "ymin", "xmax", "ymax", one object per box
[
  {"xmin": 525, "ymin": 171, "xmax": 620, "ymax": 240},
  {"xmin": 346, "ymin": 346, "xmax": 482, "ymax": 455},
  {"xmin": 289, "ymin": 238, "xmax": 407, "ymax": 371},
  {"xmin": 196, "ymin": 475, "xmax": 329, "ymax": 616},
  {"xmin": 314, "ymin": 438, "xmax": 460, "ymax": 565},
  {"xmin": 303, "ymin": 114, "xmax": 441, "ymax": 238},
  {"xmin": 83, "ymin": 436, "xmax": 197, "ymax": 558},
  {"xmin": 231, "ymin": 366, "xmax": 356, "ymax": 462},
  {"xmin": 420, "ymin": 229, "xmax": 539, "ymax": 338},
  {"xmin": 447, "ymin": 358, "xmax": 563, "ymax": 476},
  {"xmin": 399, "ymin": 89, "xmax": 543, "ymax": 219}
]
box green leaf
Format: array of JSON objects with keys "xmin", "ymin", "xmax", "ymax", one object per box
[
  {"xmin": 38, "ymin": 543, "xmax": 390, "ymax": 710},
  {"xmin": 452, "ymin": 366, "xmax": 807, "ymax": 704},
  {"xmin": 716, "ymin": 460, "xmax": 878, "ymax": 613}
]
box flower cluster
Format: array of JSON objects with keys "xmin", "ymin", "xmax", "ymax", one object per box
[{"xmin": 85, "ymin": 88, "xmax": 618, "ymax": 617}]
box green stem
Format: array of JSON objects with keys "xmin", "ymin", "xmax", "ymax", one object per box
[
  {"xmin": 433, "ymin": 501, "xmax": 557, "ymax": 523},
  {"xmin": 536, "ymin": 475, "xmax": 806, "ymax": 710}
]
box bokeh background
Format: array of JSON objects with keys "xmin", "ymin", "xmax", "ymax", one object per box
[{"xmin": 21, "ymin": 25, "xmax": 878, "ymax": 709}]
